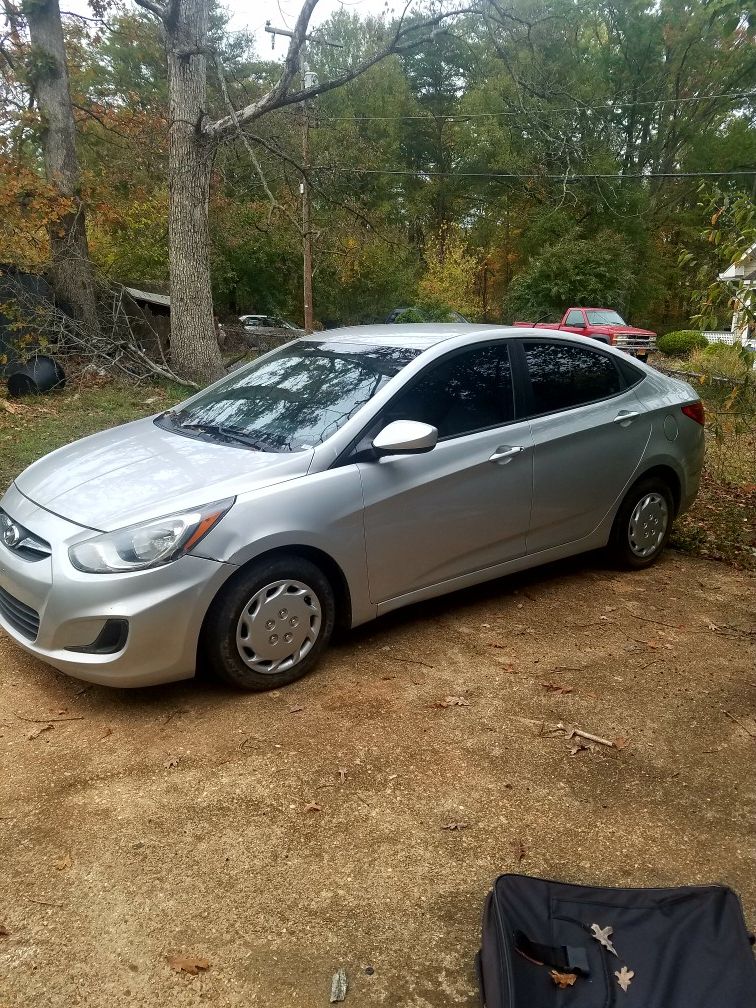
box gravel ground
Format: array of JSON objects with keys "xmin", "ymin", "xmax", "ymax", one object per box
[{"xmin": 1, "ymin": 550, "xmax": 754, "ymax": 1007}]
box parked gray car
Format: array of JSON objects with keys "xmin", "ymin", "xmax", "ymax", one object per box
[{"xmin": 0, "ymin": 326, "xmax": 704, "ymax": 690}]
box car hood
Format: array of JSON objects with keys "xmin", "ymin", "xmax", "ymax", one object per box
[{"xmin": 15, "ymin": 416, "xmax": 313, "ymax": 531}]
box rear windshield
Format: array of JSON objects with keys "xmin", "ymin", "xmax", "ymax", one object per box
[{"xmin": 158, "ymin": 341, "xmax": 419, "ymax": 452}]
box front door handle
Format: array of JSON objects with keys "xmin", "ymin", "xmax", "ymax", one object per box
[
  {"xmin": 613, "ymin": 410, "xmax": 640, "ymax": 426},
  {"xmin": 489, "ymin": 446, "xmax": 525, "ymax": 464}
]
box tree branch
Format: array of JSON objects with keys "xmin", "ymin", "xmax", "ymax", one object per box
[
  {"xmin": 207, "ymin": 0, "xmax": 320, "ymax": 138},
  {"xmin": 206, "ymin": 4, "xmax": 476, "ymax": 139},
  {"xmin": 133, "ymin": 0, "xmax": 167, "ymax": 22}
]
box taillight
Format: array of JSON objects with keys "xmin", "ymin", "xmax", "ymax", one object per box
[{"xmin": 681, "ymin": 401, "xmax": 705, "ymax": 426}]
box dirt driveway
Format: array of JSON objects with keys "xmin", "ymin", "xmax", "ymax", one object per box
[{"xmin": 1, "ymin": 550, "xmax": 754, "ymax": 1007}]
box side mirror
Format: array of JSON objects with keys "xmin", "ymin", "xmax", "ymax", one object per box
[{"xmin": 372, "ymin": 420, "xmax": 438, "ymax": 457}]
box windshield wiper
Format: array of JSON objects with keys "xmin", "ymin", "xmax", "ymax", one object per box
[
  {"xmin": 175, "ymin": 420, "xmax": 270, "ymax": 452},
  {"xmin": 215, "ymin": 426, "xmax": 272, "ymax": 451}
]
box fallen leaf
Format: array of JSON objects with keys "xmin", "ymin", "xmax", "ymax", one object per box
[
  {"xmin": 330, "ymin": 967, "xmax": 348, "ymax": 1002},
  {"xmin": 441, "ymin": 821, "xmax": 469, "ymax": 831},
  {"xmin": 434, "ymin": 696, "xmax": 470, "ymax": 708},
  {"xmin": 27, "ymin": 724, "xmax": 54, "ymax": 740},
  {"xmin": 615, "ymin": 966, "xmax": 634, "ymax": 991},
  {"xmin": 166, "ymin": 953, "xmax": 211, "ymax": 975},
  {"xmin": 542, "ymin": 682, "xmax": 574, "ymax": 695},
  {"xmin": 1, "ymin": 399, "xmax": 18, "ymax": 414},
  {"xmin": 304, "ymin": 801, "xmax": 322, "ymax": 813},
  {"xmin": 550, "ymin": 969, "xmax": 577, "ymax": 988},
  {"xmin": 569, "ymin": 739, "xmax": 593, "ymax": 756},
  {"xmin": 591, "ymin": 923, "xmax": 618, "ymax": 956},
  {"xmin": 613, "ymin": 736, "xmax": 629, "ymax": 750},
  {"xmin": 55, "ymin": 852, "xmax": 72, "ymax": 871},
  {"xmin": 163, "ymin": 756, "xmax": 179, "ymax": 769},
  {"xmin": 0, "ymin": 924, "xmax": 8, "ymax": 937}
]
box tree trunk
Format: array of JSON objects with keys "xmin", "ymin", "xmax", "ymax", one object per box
[
  {"xmin": 165, "ymin": 0, "xmax": 223, "ymax": 384},
  {"xmin": 23, "ymin": 0, "xmax": 100, "ymax": 335}
]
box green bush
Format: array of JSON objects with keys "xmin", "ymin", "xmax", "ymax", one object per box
[
  {"xmin": 694, "ymin": 341, "xmax": 754, "ymax": 378},
  {"xmin": 656, "ymin": 329, "xmax": 708, "ymax": 357}
]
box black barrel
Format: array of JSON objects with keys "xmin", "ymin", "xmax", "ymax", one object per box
[{"xmin": 7, "ymin": 355, "xmax": 66, "ymax": 397}]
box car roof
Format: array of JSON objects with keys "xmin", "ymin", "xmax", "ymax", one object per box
[{"xmin": 300, "ymin": 323, "xmax": 513, "ymax": 350}]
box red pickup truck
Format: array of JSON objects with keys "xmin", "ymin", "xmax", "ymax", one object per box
[{"xmin": 514, "ymin": 307, "xmax": 656, "ymax": 360}]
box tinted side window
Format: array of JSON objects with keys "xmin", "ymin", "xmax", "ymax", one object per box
[
  {"xmin": 524, "ymin": 342, "xmax": 622, "ymax": 414},
  {"xmin": 617, "ymin": 356, "xmax": 645, "ymax": 387},
  {"xmin": 565, "ymin": 309, "xmax": 585, "ymax": 326},
  {"xmin": 386, "ymin": 344, "xmax": 514, "ymax": 438}
]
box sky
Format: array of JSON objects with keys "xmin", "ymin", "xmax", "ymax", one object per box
[
  {"xmin": 198, "ymin": 0, "xmax": 391, "ymax": 51},
  {"xmin": 62, "ymin": 0, "xmax": 392, "ymax": 46}
]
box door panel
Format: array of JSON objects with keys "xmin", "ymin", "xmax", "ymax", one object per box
[
  {"xmin": 521, "ymin": 339, "xmax": 652, "ymax": 553},
  {"xmin": 358, "ymin": 423, "xmax": 533, "ymax": 603},
  {"xmin": 527, "ymin": 390, "xmax": 651, "ymax": 552}
]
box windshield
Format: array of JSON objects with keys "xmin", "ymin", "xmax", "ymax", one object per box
[
  {"xmin": 158, "ymin": 341, "xmax": 419, "ymax": 453},
  {"xmin": 585, "ymin": 310, "xmax": 626, "ymax": 326}
]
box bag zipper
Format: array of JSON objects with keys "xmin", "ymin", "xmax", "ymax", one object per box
[{"xmin": 492, "ymin": 885, "xmax": 517, "ymax": 1008}]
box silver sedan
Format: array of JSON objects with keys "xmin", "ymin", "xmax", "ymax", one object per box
[{"xmin": 0, "ymin": 326, "xmax": 704, "ymax": 690}]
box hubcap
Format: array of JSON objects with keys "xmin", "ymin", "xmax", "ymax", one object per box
[
  {"xmin": 628, "ymin": 492, "xmax": 669, "ymax": 558},
  {"xmin": 236, "ymin": 579, "xmax": 322, "ymax": 675}
]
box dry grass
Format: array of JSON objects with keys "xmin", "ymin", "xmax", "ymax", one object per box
[{"xmin": 653, "ymin": 353, "xmax": 756, "ymax": 570}]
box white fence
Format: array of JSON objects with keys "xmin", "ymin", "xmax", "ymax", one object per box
[{"xmin": 704, "ymin": 331, "xmax": 756, "ymax": 352}]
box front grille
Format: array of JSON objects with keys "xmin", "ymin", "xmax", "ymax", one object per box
[
  {"xmin": 0, "ymin": 509, "xmax": 52, "ymax": 562},
  {"xmin": 0, "ymin": 584, "xmax": 40, "ymax": 641}
]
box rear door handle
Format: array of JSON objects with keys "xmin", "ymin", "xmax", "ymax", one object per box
[
  {"xmin": 613, "ymin": 410, "xmax": 640, "ymax": 425},
  {"xmin": 489, "ymin": 446, "xmax": 525, "ymax": 464}
]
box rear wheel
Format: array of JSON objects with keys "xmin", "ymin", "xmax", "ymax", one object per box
[
  {"xmin": 610, "ymin": 477, "xmax": 674, "ymax": 569},
  {"xmin": 201, "ymin": 555, "xmax": 335, "ymax": 691}
]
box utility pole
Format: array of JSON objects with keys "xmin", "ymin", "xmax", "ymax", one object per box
[
  {"xmin": 301, "ymin": 91, "xmax": 313, "ymax": 333},
  {"xmin": 265, "ymin": 21, "xmax": 343, "ymax": 334}
]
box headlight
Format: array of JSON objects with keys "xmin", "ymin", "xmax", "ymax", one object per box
[{"xmin": 69, "ymin": 498, "xmax": 234, "ymax": 573}]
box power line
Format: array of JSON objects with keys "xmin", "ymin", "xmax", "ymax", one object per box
[
  {"xmin": 319, "ymin": 90, "xmax": 756, "ymax": 122},
  {"xmin": 313, "ymin": 167, "xmax": 756, "ymax": 180}
]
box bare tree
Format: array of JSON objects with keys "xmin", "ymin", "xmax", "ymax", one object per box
[
  {"xmin": 20, "ymin": 0, "xmax": 101, "ymax": 336},
  {"xmin": 134, "ymin": 0, "xmax": 474, "ymax": 383}
]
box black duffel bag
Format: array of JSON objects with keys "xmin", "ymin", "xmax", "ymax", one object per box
[{"xmin": 477, "ymin": 874, "xmax": 756, "ymax": 1007}]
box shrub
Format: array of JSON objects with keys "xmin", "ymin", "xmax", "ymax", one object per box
[
  {"xmin": 693, "ymin": 342, "xmax": 755, "ymax": 380},
  {"xmin": 656, "ymin": 329, "xmax": 708, "ymax": 357}
]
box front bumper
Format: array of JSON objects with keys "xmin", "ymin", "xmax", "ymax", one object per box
[
  {"xmin": 614, "ymin": 338, "xmax": 656, "ymax": 358},
  {"xmin": 0, "ymin": 484, "xmax": 234, "ymax": 687}
]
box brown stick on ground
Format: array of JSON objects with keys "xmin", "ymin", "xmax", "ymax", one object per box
[
  {"xmin": 555, "ymin": 722, "xmax": 616, "ymax": 748},
  {"xmin": 723, "ymin": 710, "xmax": 756, "ymax": 739},
  {"xmin": 15, "ymin": 713, "xmax": 84, "ymax": 724}
]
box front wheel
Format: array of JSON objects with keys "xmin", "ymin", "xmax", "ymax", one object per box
[
  {"xmin": 201, "ymin": 555, "xmax": 335, "ymax": 690},
  {"xmin": 609, "ymin": 478, "xmax": 674, "ymax": 569}
]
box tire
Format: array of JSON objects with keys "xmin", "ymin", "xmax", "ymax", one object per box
[
  {"xmin": 201, "ymin": 555, "xmax": 335, "ymax": 691},
  {"xmin": 609, "ymin": 477, "xmax": 674, "ymax": 570}
]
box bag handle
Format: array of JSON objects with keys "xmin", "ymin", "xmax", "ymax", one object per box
[{"xmin": 514, "ymin": 930, "xmax": 591, "ymax": 976}]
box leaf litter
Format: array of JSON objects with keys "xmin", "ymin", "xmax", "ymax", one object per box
[
  {"xmin": 166, "ymin": 953, "xmax": 211, "ymax": 975},
  {"xmin": 615, "ymin": 966, "xmax": 634, "ymax": 991},
  {"xmin": 550, "ymin": 969, "xmax": 577, "ymax": 988},
  {"xmin": 434, "ymin": 696, "xmax": 470, "ymax": 708},
  {"xmin": 591, "ymin": 924, "xmax": 618, "ymax": 956}
]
